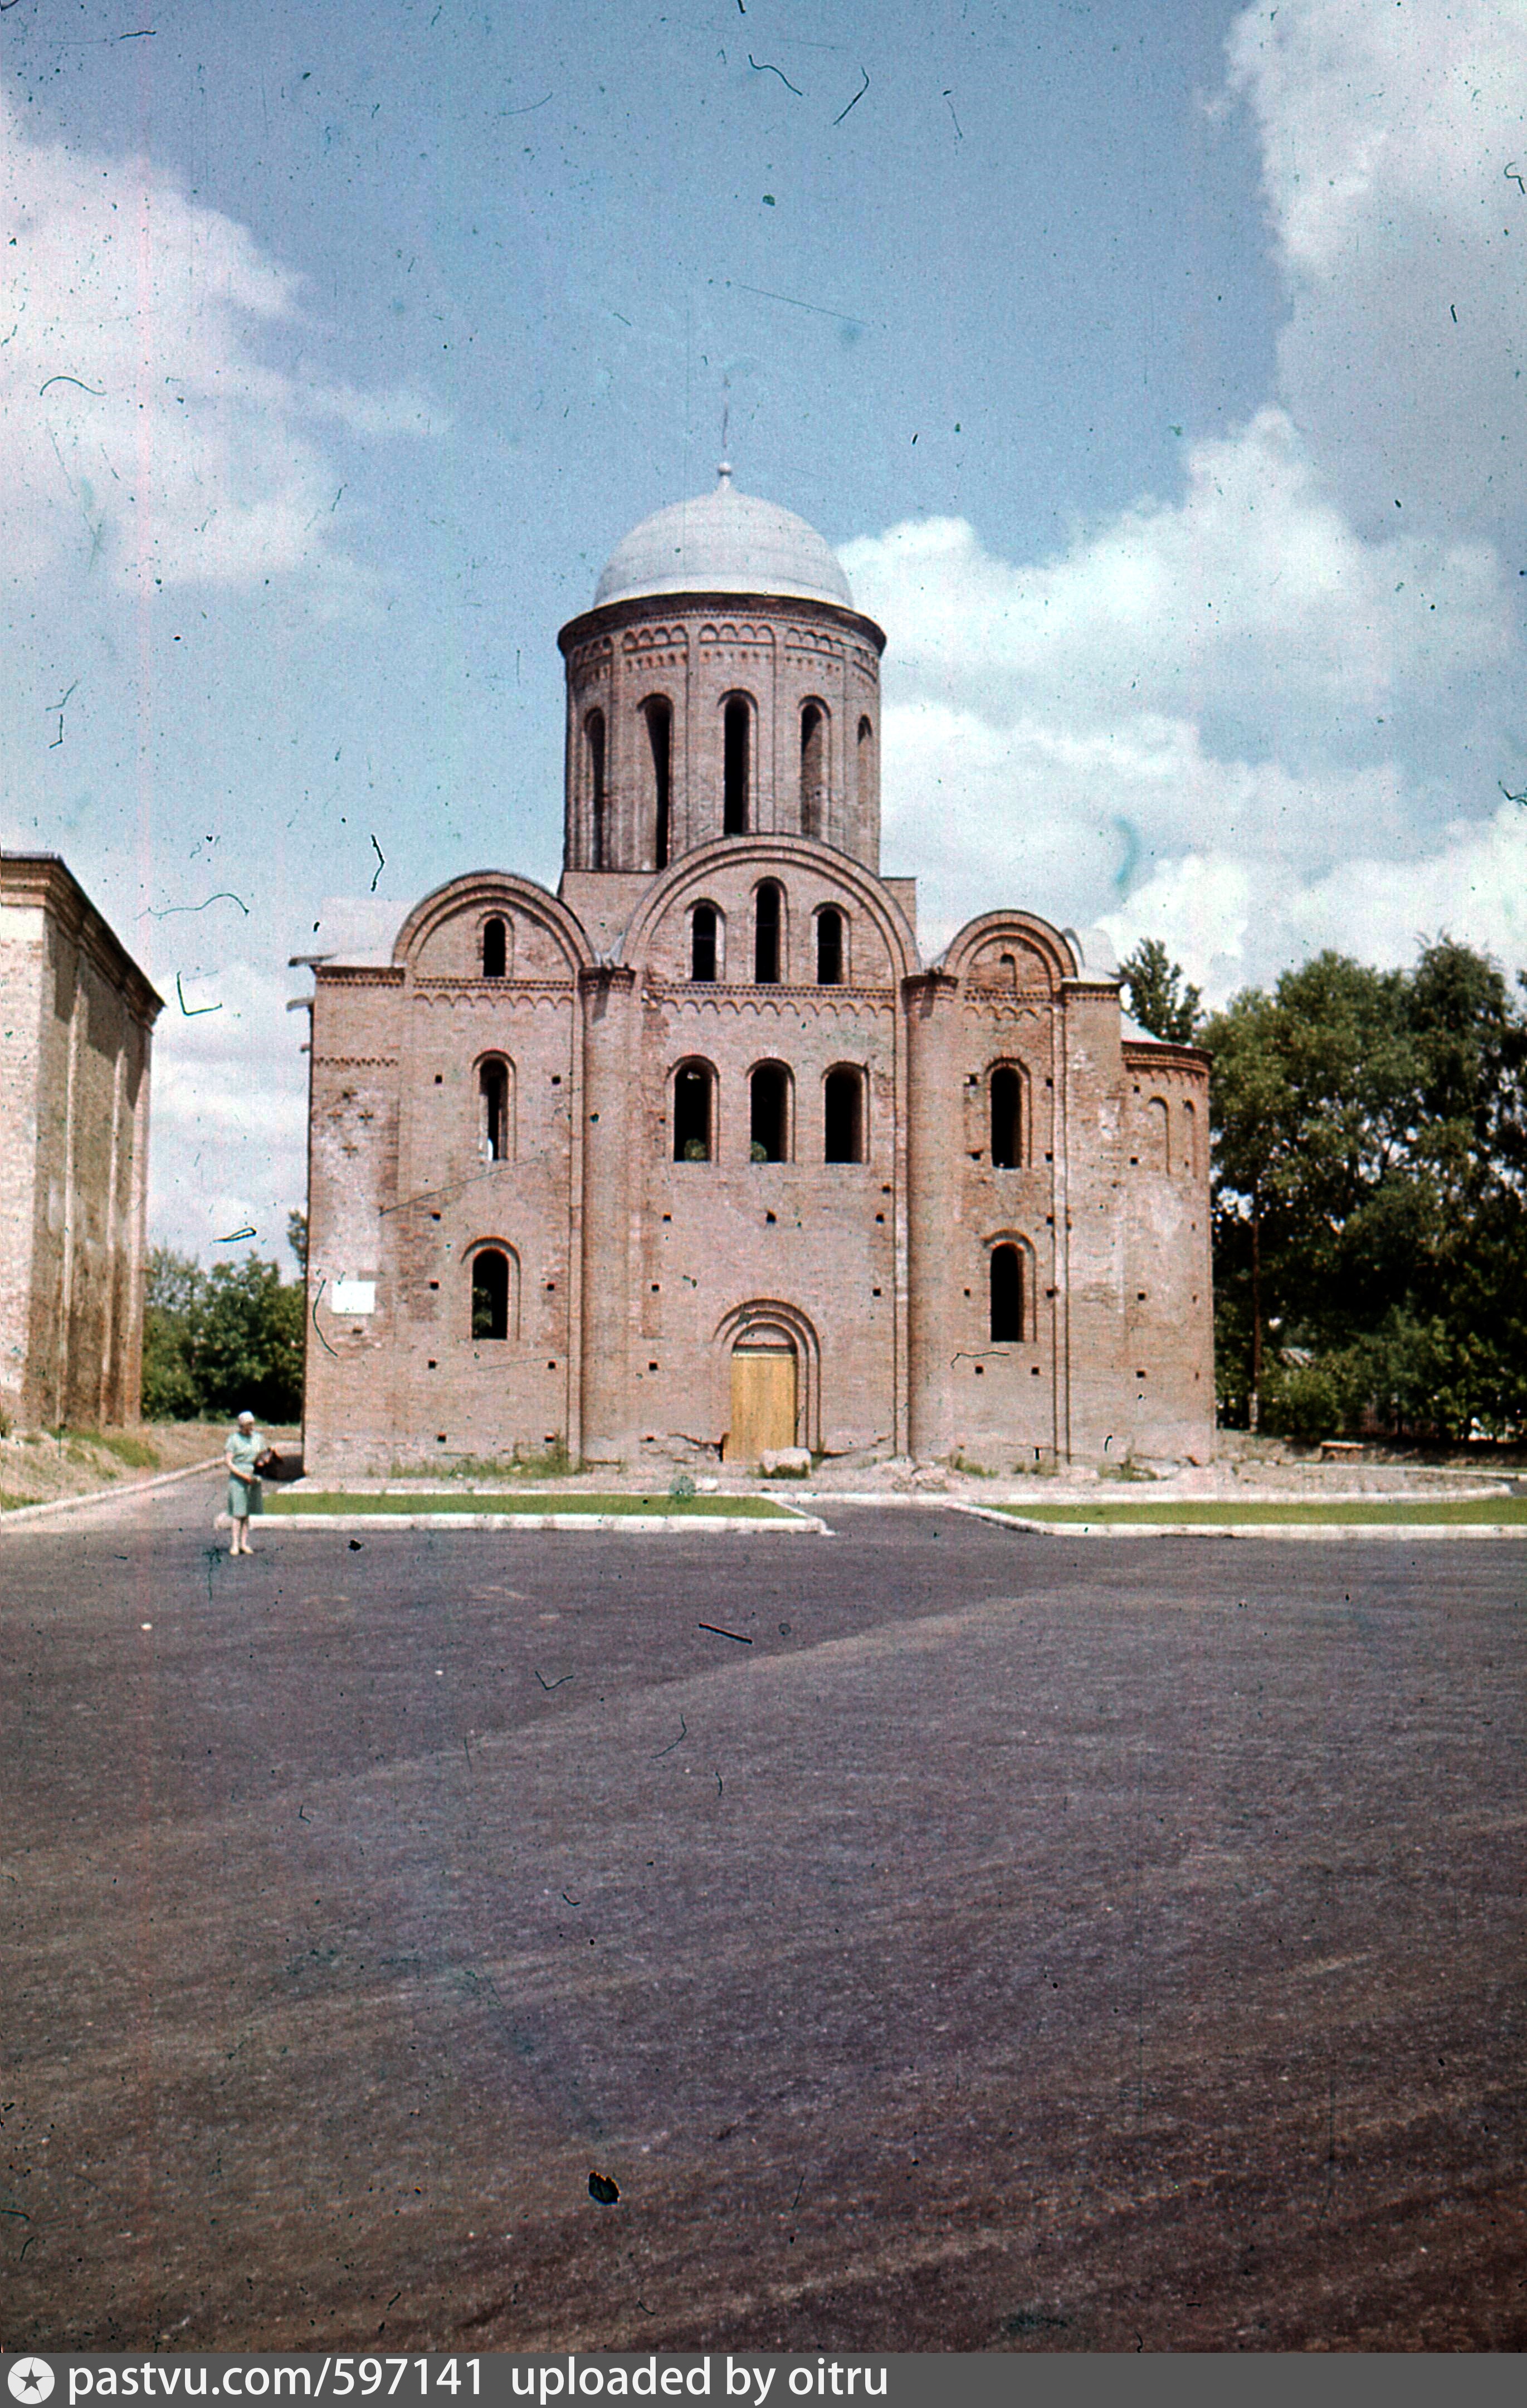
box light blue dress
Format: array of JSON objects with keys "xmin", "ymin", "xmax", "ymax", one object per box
[{"xmin": 226, "ymin": 1429, "xmax": 264, "ymax": 1519}]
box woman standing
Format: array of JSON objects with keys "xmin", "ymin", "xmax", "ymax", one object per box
[{"xmin": 224, "ymin": 1409, "xmax": 263, "ymax": 1556}]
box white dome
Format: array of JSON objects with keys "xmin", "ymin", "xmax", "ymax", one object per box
[{"xmin": 592, "ymin": 470, "xmax": 855, "ymax": 610}]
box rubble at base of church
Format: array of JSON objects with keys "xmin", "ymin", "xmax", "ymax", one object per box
[{"xmin": 295, "ymin": 476, "xmax": 1214, "ymax": 1477}]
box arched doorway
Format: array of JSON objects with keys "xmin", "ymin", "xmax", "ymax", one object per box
[{"xmin": 724, "ymin": 1332, "xmax": 798, "ymax": 1464}]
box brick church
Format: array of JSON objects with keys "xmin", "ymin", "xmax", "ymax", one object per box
[{"xmin": 299, "ymin": 473, "xmax": 1213, "ymax": 1474}]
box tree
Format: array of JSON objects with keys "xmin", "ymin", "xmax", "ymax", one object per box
[
  {"xmin": 287, "ymin": 1210, "xmax": 309, "ymax": 1275},
  {"xmin": 141, "ymin": 1247, "xmax": 206, "ymax": 1422},
  {"xmin": 139, "ymin": 1246, "xmax": 305, "ymax": 1424},
  {"xmin": 1204, "ymin": 940, "xmax": 1527, "ymax": 1440},
  {"xmin": 196, "ymin": 1259, "xmax": 305, "ymax": 1422},
  {"xmin": 1120, "ymin": 938, "xmax": 1203, "ymax": 1045}
]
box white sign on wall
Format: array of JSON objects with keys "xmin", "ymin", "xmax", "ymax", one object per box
[{"xmin": 330, "ymin": 1279, "xmax": 377, "ymax": 1315}]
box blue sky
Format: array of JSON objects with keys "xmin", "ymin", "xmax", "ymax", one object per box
[{"xmin": 3, "ymin": 0, "xmax": 1526, "ymax": 1259}]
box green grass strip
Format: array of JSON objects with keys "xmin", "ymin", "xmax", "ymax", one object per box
[
  {"xmin": 266, "ymin": 1490, "xmax": 796, "ymax": 1520},
  {"xmin": 989, "ymin": 1496, "xmax": 1527, "ymax": 1525}
]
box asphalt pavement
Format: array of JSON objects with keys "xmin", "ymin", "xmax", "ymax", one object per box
[{"xmin": 2, "ymin": 1475, "xmax": 1524, "ymax": 2351}]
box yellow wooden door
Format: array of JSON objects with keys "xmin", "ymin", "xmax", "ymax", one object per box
[{"xmin": 725, "ymin": 1348, "xmax": 797, "ymax": 1463}]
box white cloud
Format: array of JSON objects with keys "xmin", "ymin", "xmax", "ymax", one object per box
[
  {"xmin": 1226, "ymin": 0, "xmax": 1527, "ymax": 538},
  {"xmin": 1287, "ymin": 797, "xmax": 1527, "ymax": 971},
  {"xmin": 845, "ymin": 410, "xmax": 1515, "ymax": 781},
  {"xmin": 847, "ymin": 388, "xmax": 1527, "ymax": 997},
  {"xmin": 1101, "ymin": 803, "xmax": 1527, "ymax": 1006},
  {"xmin": 148, "ymin": 957, "xmax": 309, "ymax": 1261},
  {"xmin": 0, "ymin": 96, "xmax": 444, "ymax": 593}
]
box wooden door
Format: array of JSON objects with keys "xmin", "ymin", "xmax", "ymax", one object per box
[{"xmin": 724, "ymin": 1347, "xmax": 797, "ymax": 1463}]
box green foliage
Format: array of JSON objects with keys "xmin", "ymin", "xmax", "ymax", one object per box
[
  {"xmin": 1206, "ymin": 940, "xmax": 1527, "ymax": 1440},
  {"xmin": 142, "ymin": 1249, "xmax": 207, "ymax": 1421},
  {"xmin": 142, "ymin": 1245, "xmax": 304, "ymax": 1422},
  {"xmin": 1260, "ymin": 1361, "xmax": 1343, "ymax": 1447},
  {"xmin": 1120, "ymin": 938, "xmax": 1204, "ymax": 1045},
  {"xmin": 287, "ymin": 1210, "xmax": 309, "ymax": 1274}
]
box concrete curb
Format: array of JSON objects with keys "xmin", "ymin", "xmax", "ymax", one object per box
[
  {"xmin": 955, "ymin": 1502, "xmax": 1527, "ymax": 1542},
  {"xmin": 0, "ymin": 1454, "xmax": 224, "ymax": 1528},
  {"xmin": 261, "ymin": 1509, "xmax": 828, "ymax": 1536}
]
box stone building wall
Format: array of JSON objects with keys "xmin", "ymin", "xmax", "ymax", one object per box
[{"xmin": 0, "ymin": 855, "xmax": 160, "ymax": 1430}]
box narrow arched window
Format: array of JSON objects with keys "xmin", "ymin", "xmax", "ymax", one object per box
[
  {"xmin": 587, "ymin": 709, "xmax": 607, "ymax": 869},
  {"xmin": 991, "ymin": 1067, "xmax": 1021, "ymax": 1168},
  {"xmin": 749, "ymin": 1063, "xmax": 789, "ymax": 1163},
  {"xmin": 645, "ymin": 698, "xmax": 672, "ymax": 871},
  {"xmin": 1147, "ymin": 1095, "xmax": 1170, "ymax": 1173},
  {"xmin": 856, "ymin": 715, "xmax": 873, "ymax": 816},
  {"xmin": 1182, "ymin": 1098, "xmax": 1197, "ymax": 1178},
  {"xmin": 471, "ymin": 1248, "xmax": 510, "ymax": 1342},
  {"xmin": 990, "ymin": 1244, "xmax": 1023, "ymax": 1344},
  {"xmin": 673, "ymin": 1061, "xmax": 715, "ymax": 1162},
  {"xmin": 800, "ymin": 703, "xmax": 826, "ymax": 838},
  {"xmin": 824, "ymin": 1066, "xmax": 865, "ymax": 1164},
  {"xmin": 690, "ymin": 904, "xmax": 718, "ymax": 982},
  {"xmin": 481, "ymin": 917, "xmax": 507, "ymax": 979},
  {"xmin": 754, "ymin": 881, "xmax": 782, "ymax": 983},
  {"xmin": 816, "ymin": 908, "xmax": 843, "ymax": 986},
  {"xmin": 479, "ymin": 1059, "xmax": 511, "ymax": 1162},
  {"xmin": 723, "ymin": 697, "xmax": 750, "ymax": 835}
]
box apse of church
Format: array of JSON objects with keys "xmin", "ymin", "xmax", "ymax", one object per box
[{"xmin": 297, "ymin": 474, "xmax": 1213, "ymax": 1474}]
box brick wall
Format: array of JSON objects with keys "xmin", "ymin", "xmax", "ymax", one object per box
[
  {"xmin": 0, "ymin": 859, "xmax": 160, "ymax": 1429},
  {"xmin": 301, "ymin": 849, "xmax": 1215, "ymax": 1475}
]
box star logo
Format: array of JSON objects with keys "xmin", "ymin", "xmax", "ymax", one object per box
[{"xmin": 8, "ymin": 2366, "xmax": 55, "ymax": 2405}]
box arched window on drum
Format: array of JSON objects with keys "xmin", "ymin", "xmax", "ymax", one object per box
[
  {"xmin": 856, "ymin": 715, "xmax": 874, "ymax": 820},
  {"xmin": 723, "ymin": 695, "xmax": 752, "ymax": 835},
  {"xmin": 643, "ymin": 696, "xmax": 673, "ymax": 871},
  {"xmin": 586, "ymin": 709, "xmax": 607, "ymax": 868},
  {"xmin": 799, "ymin": 702, "xmax": 827, "ymax": 839}
]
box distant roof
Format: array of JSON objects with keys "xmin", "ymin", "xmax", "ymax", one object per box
[
  {"xmin": 289, "ymin": 896, "xmax": 406, "ymax": 969},
  {"xmin": 592, "ymin": 467, "xmax": 856, "ymax": 610}
]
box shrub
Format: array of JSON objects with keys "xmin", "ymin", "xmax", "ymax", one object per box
[{"xmin": 1262, "ymin": 1361, "xmax": 1344, "ymax": 1446}]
